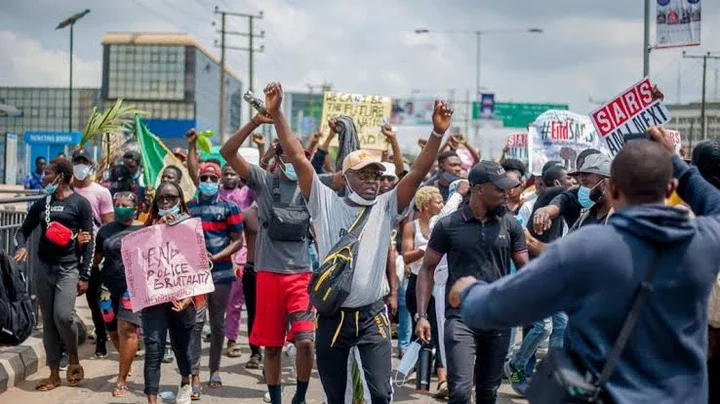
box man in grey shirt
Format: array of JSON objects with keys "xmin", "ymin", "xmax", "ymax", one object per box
[
  {"xmin": 261, "ymin": 81, "xmax": 454, "ymax": 403},
  {"xmin": 221, "ymin": 112, "xmax": 330, "ymax": 404}
]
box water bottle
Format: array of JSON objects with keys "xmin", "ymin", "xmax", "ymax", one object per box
[
  {"xmin": 243, "ymin": 91, "xmax": 268, "ymax": 115},
  {"xmin": 415, "ymin": 344, "xmax": 432, "ymax": 393}
]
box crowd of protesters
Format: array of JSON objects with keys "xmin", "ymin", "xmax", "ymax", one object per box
[{"xmin": 11, "ymin": 81, "xmax": 720, "ymax": 404}]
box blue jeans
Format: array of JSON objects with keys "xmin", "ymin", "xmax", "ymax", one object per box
[
  {"xmin": 550, "ymin": 312, "xmax": 568, "ymax": 348},
  {"xmin": 511, "ymin": 317, "xmax": 550, "ymax": 376},
  {"xmin": 397, "ymin": 278, "xmax": 412, "ymax": 349}
]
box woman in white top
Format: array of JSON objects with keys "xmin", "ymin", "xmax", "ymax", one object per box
[{"xmin": 402, "ymin": 186, "xmax": 447, "ymax": 396}]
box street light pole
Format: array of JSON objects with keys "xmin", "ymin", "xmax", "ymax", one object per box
[
  {"xmin": 56, "ymin": 9, "xmax": 90, "ymax": 135},
  {"xmin": 475, "ymin": 31, "xmax": 481, "ymax": 99}
]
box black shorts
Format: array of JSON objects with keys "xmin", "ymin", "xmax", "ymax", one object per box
[{"xmin": 104, "ymin": 289, "xmax": 142, "ymax": 332}]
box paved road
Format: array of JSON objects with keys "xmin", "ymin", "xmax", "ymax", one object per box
[{"xmin": 1, "ymin": 308, "xmax": 527, "ymax": 403}]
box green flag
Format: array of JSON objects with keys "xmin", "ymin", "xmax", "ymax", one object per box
[{"xmin": 134, "ymin": 115, "xmax": 196, "ymax": 200}]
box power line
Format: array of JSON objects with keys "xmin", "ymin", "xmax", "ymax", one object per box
[
  {"xmin": 682, "ymin": 51, "xmax": 720, "ymax": 141},
  {"xmin": 214, "ymin": 6, "xmax": 264, "ymax": 141}
]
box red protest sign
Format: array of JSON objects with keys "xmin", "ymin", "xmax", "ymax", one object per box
[
  {"xmin": 507, "ymin": 133, "xmax": 527, "ymax": 148},
  {"xmin": 590, "ymin": 77, "xmax": 670, "ymax": 156}
]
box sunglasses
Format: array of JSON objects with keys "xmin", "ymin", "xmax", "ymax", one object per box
[
  {"xmin": 157, "ymin": 194, "xmax": 180, "ymax": 203},
  {"xmin": 200, "ymin": 175, "xmax": 219, "ymax": 183},
  {"xmin": 113, "ymin": 192, "xmax": 136, "ymax": 201},
  {"xmin": 355, "ymin": 170, "xmax": 381, "ymax": 181}
]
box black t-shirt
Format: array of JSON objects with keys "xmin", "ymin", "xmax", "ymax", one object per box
[
  {"xmin": 549, "ymin": 187, "xmax": 582, "ymax": 228},
  {"xmin": 96, "ymin": 221, "xmax": 143, "ymax": 294},
  {"xmin": 18, "ymin": 193, "xmax": 94, "ymax": 278},
  {"xmin": 428, "ymin": 206, "xmax": 527, "ymax": 317},
  {"xmin": 528, "ymin": 187, "xmax": 566, "ymax": 253}
]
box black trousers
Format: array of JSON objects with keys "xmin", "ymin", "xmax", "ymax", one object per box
[
  {"xmin": 242, "ymin": 262, "xmax": 261, "ymax": 356},
  {"xmin": 86, "ymin": 266, "xmax": 106, "ymax": 342},
  {"xmin": 406, "ymin": 273, "xmax": 443, "ymax": 369},
  {"xmin": 445, "ymin": 317, "xmax": 511, "ymax": 404},
  {"xmin": 316, "ymin": 300, "xmax": 393, "ymax": 404}
]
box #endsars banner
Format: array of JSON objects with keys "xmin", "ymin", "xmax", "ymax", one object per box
[
  {"xmin": 656, "ymin": 0, "xmax": 701, "ymax": 49},
  {"xmin": 528, "ymin": 110, "xmax": 610, "ymax": 176}
]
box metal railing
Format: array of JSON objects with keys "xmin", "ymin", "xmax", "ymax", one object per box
[{"xmin": 0, "ymin": 196, "xmax": 43, "ymax": 326}]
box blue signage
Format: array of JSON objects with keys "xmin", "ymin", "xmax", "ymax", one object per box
[{"xmin": 24, "ymin": 131, "xmax": 81, "ymax": 145}]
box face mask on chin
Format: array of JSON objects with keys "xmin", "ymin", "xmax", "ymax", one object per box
[{"xmin": 345, "ymin": 177, "xmax": 378, "ymax": 206}]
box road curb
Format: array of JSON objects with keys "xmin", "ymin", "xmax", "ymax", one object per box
[{"xmin": 0, "ymin": 336, "xmax": 44, "ymax": 394}]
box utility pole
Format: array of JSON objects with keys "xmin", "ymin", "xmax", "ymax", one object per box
[
  {"xmin": 643, "ymin": 0, "xmax": 651, "ymax": 77},
  {"xmin": 214, "ymin": 7, "xmax": 264, "ymax": 142},
  {"xmin": 683, "ymin": 52, "xmax": 720, "ymax": 141}
]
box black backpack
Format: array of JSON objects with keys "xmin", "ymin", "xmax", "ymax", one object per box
[{"xmin": 0, "ymin": 250, "xmax": 35, "ymax": 346}]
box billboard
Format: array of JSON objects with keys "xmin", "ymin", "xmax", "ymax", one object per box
[{"xmin": 656, "ymin": 0, "xmax": 701, "ymax": 49}]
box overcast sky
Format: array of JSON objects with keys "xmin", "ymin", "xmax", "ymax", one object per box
[{"xmin": 1, "ymin": 0, "xmax": 719, "ymax": 114}]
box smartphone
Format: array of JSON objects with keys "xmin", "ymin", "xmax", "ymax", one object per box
[
  {"xmin": 243, "ymin": 91, "xmax": 267, "ymax": 115},
  {"xmin": 623, "ymin": 132, "xmax": 650, "ymax": 143}
]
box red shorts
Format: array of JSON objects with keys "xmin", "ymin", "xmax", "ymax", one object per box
[{"xmin": 250, "ymin": 271, "xmax": 315, "ymax": 348}]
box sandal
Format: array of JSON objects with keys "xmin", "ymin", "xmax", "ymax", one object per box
[
  {"xmin": 209, "ymin": 374, "xmax": 222, "ymax": 389},
  {"xmin": 67, "ymin": 364, "xmax": 84, "ymax": 387},
  {"xmin": 112, "ymin": 384, "xmax": 129, "ymax": 397},
  {"xmin": 227, "ymin": 341, "xmax": 242, "ymax": 358},
  {"xmin": 245, "ymin": 353, "xmax": 261, "ymax": 369},
  {"xmin": 35, "ymin": 377, "xmax": 61, "ymax": 391},
  {"xmin": 436, "ymin": 380, "xmax": 449, "ymax": 399},
  {"xmin": 191, "ymin": 385, "xmax": 201, "ymax": 401}
]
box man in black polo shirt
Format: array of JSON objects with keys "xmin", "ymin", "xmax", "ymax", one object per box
[{"xmin": 415, "ymin": 160, "xmax": 529, "ymax": 404}]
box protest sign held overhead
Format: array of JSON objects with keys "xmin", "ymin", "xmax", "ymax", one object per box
[
  {"xmin": 528, "ymin": 109, "xmax": 609, "ymax": 175},
  {"xmin": 590, "ymin": 77, "xmax": 671, "ymax": 156},
  {"xmin": 320, "ymin": 91, "xmax": 392, "ymax": 151},
  {"xmin": 504, "ymin": 132, "xmax": 528, "ymax": 166},
  {"xmin": 121, "ymin": 217, "xmax": 215, "ymax": 312}
]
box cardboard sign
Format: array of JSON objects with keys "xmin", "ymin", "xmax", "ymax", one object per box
[
  {"xmin": 121, "ymin": 218, "xmax": 215, "ymax": 312},
  {"xmin": 590, "ymin": 77, "xmax": 671, "ymax": 156},
  {"xmin": 667, "ymin": 129, "xmax": 683, "ymax": 154},
  {"xmin": 319, "ymin": 92, "xmax": 392, "ymax": 151},
  {"xmin": 505, "ymin": 132, "xmax": 528, "ymax": 166}
]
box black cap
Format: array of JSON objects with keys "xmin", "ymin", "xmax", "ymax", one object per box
[
  {"xmin": 123, "ymin": 150, "xmax": 142, "ymax": 163},
  {"xmin": 71, "ymin": 148, "xmax": 93, "ymax": 164},
  {"xmin": 468, "ymin": 160, "xmax": 520, "ymax": 190}
]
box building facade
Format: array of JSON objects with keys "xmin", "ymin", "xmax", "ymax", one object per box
[
  {"xmin": 666, "ymin": 102, "xmax": 720, "ymax": 150},
  {"xmin": 0, "ymin": 88, "xmax": 101, "ymax": 182},
  {"xmin": 101, "ymin": 32, "xmax": 243, "ymax": 148}
]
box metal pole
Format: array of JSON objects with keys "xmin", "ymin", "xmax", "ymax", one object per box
[
  {"xmin": 69, "ymin": 23, "xmax": 74, "ymax": 133},
  {"xmin": 248, "ymin": 15, "xmax": 254, "ymax": 124},
  {"xmin": 643, "ymin": 0, "xmax": 650, "ymax": 77},
  {"xmin": 701, "ymin": 53, "xmax": 708, "ymax": 141},
  {"xmin": 219, "ymin": 12, "xmax": 227, "ymax": 142},
  {"xmin": 475, "ymin": 31, "xmax": 481, "ymax": 97}
]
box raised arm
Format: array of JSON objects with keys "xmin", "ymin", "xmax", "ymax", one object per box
[
  {"xmin": 264, "ymin": 82, "xmax": 315, "ymax": 199},
  {"xmin": 396, "ymin": 101, "xmax": 454, "ymax": 211},
  {"xmin": 220, "ymin": 114, "xmax": 273, "ymax": 181},
  {"xmin": 186, "ymin": 129, "xmax": 200, "ymax": 186},
  {"xmin": 381, "ymin": 124, "xmax": 405, "ymax": 177}
]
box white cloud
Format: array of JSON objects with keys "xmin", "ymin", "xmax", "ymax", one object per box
[{"xmin": 0, "ymin": 30, "xmax": 101, "ymax": 87}]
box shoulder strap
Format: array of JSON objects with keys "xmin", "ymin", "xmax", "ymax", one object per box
[
  {"xmin": 271, "ymin": 175, "xmax": 281, "ymax": 204},
  {"xmin": 348, "ymin": 207, "xmax": 372, "ymax": 239},
  {"xmin": 595, "ymin": 251, "xmax": 662, "ymax": 388}
]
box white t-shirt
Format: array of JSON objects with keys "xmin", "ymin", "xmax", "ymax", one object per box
[{"xmin": 306, "ymin": 173, "xmax": 407, "ymax": 308}]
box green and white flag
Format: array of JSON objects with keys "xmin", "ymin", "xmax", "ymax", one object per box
[{"xmin": 134, "ymin": 115, "xmax": 196, "ymax": 200}]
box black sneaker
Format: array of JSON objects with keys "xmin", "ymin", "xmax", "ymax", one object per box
[
  {"xmin": 59, "ymin": 353, "xmax": 69, "ymax": 371},
  {"xmin": 95, "ymin": 339, "xmax": 108, "ymax": 358}
]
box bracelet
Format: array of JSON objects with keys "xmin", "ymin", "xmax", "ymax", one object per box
[{"xmin": 431, "ymin": 130, "xmax": 445, "ymax": 138}]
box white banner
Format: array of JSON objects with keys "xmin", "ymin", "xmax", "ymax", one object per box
[
  {"xmin": 656, "ymin": 0, "xmax": 701, "ymax": 49},
  {"xmin": 528, "ymin": 110, "xmax": 610, "ymax": 175}
]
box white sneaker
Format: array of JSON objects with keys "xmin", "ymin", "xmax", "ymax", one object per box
[
  {"xmin": 175, "ymin": 384, "xmax": 192, "ymax": 404},
  {"xmin": 263, "ymin": 388, "xmax": 283, "ymax": 403}
]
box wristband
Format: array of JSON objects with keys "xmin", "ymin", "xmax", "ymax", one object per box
[
  {"xmin": 414, "ymin": 312, "xmax": 429, "ymax": 321},
  {"xmin": 431, "ymin": 130, "xmax": 445, "ymax": 138}
]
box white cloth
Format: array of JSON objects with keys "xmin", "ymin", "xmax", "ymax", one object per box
[
  {"xmin": 408, "ymin": 220, "xmax": 429, "ymax": 276},
  {"xmin": 433, "ymin": 284, "xmax": 447, "ymax": 368}
]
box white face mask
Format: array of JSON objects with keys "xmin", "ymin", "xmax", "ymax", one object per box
[
  {"xmin": 394, "ymin": 340, "xmax": 422, "ymax": 387},
  {"xmin": 73, "ymin": 164, "xmax": 92, "ymax": 181},
  {"xmin": 345, "ymin": 176, "xmax": 378, "ymax": 206}
]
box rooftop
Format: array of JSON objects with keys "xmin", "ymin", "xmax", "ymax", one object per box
[{"xmin": 102, "ymin": 32, "xmax": 242, "ymax": 82}]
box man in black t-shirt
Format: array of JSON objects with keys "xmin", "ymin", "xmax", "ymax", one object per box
[{"xmin": 416, "ymin": 161, "xmax": 529, "ymax": 403}]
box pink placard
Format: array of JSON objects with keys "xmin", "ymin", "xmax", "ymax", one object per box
[{"xmin": 121, "ymin": 217, "xmax": 215, "ymax": 312}]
